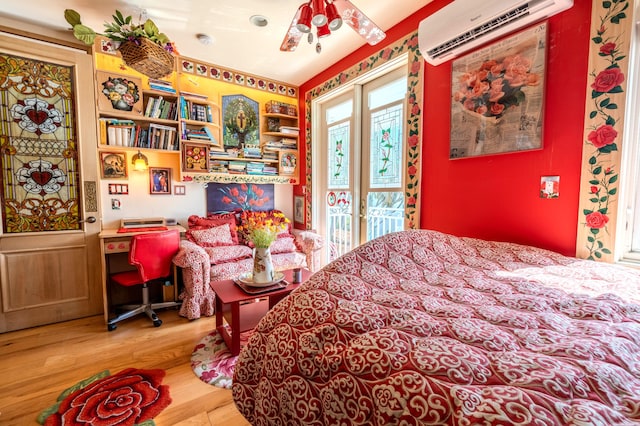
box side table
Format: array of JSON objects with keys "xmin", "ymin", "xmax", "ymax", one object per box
[{"xmin": 212, "ymin": 268, "xmax": 312, "ymax": 356}]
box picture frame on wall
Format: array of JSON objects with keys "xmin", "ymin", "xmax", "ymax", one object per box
[
  {"xmin": 95, "ymin": 70, "xmax": 143, "ymax": 115},
  {"xmin": 100, "ymin": 151, "xmax": 128, "ymax": 179},
  {"xmin": 449, "ymin": 22, "xmax": 548, "ymax": 159},
  {"xmin": 149, "ymin": 167, "xmax": 171, "ymax": 194},
  {"xmin": 294, "ymin": 195, "xmax": 304, "ymax": 224},
  {"xmin": 182, "ymin": 142, "xmax": 210, "ymax": 173}
]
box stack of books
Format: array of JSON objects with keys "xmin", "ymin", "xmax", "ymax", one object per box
[
  {"xmin": 263, "ymin": 165, "xmax": 278, "ymax": 175},
  {"xmin": 263, "ymin": 138, "xmax": 298, "ymax": 151},
  {"xmin": 279, "ymin": 126, "xmax": 299, "ymax": 136},
  {"xmin": 262, "ymin": 151, "xmax": 278, "ymax": 161},
  {"xmin": 210, "ymin": 159, "xmax": 229, "ymax": 173},
  {"xmin": 228, "ymin": 161, "xmax": 247, "ymax": 174},
  {"xmin": 246, "ymin": 162, "xmax": 265, "ymax": 175},
  {"xmin": 146, "ymin": 123, "xmax": 178, "ymax": 151},
  {"xmin": 242, "ymin": 146, "xmax": 262, "ymax": 159},
  {"xmin": 99, "ymin": 118, "xmax": 135, "ymax": 146},
  {"xmin": 148, "ymin": 79, "xmax": 176, "ymax": 94}
]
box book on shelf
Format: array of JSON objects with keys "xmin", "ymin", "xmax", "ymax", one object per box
[
  {"xmin": 149, "ymin": 83, "xmax": 176, "ymax": 94},
  {"xmin": 279, "ymin": 126, "xmax": 300, "ymax": 135},
  {"xmin": 147, "ymin": 123, "xmax": 178, "ymax": 151},
  {"xmin": 180, "ymin": 91, "xmax": 208, "ymax": 100}
]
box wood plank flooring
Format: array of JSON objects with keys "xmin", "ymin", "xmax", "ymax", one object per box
[{"xmin": 0, "ymin": 312, "xmax": 250, "ymax": 425}]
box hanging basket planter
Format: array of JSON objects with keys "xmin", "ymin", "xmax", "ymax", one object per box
[{"xmin": 118, "ymin": 38, "xmax": 175, "ymax": 79}]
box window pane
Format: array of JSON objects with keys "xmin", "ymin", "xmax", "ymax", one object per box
[
  {"xmin": 328, "ymin": 121, "xmax": 350, "ymax": 189},
  {"xmin": 327, "ymin": 190, "xmax": 353, "ymax": 261},
  {"xmin": 366, "ymin": 192, "xmax": 404, "ymax": 241},
  {"xmin": 370, "ymin": 103, "xmax": 403, "ymax": 188},
  {"xmin": 368, "ymin": 77, "xmax": 406, "ymax": 109}
]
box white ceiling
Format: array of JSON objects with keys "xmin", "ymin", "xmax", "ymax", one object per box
[{"xmin": 0, "ymin": 0, "xmax": 432, "ymax": 86}]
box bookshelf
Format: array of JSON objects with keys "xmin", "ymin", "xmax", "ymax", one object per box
[
  {"xmin": 97, "ymin": 90, "xmax": 180, "ymax": 153},
  {"xmin": 179, "ymin": 93, "xmax": 222, "ymax": 149}
]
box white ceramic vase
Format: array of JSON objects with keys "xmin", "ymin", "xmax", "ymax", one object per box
[{"xmin": 252, "ymin": 246, "xmax": 275, "ymax": 283}]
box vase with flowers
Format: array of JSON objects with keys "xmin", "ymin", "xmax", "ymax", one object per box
[
  {"xmin": 238, "ymin": 211, "xmax": 290, "ymax": 284},
  {"xmin": 64, "ymin": 9, "xmax": 178, "ymax": 78}
]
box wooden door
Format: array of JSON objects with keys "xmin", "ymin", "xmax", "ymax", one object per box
[{"xmin": 0, "ymin": 34, "xmax": 102, "ymax": 332}]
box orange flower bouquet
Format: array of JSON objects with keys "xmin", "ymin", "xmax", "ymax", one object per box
[{"xmin": 238, "ymin": 211, "xmax": 289, "ymax": 248}]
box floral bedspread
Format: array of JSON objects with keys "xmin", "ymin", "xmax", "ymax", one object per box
[{"xmin": 232, "ymin": 230, "xmax": 640, "ymax": 425}]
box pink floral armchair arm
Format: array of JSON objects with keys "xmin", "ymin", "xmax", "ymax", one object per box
[
  {"xmin": 292, "ymin": 229, "xmax": 324, "ymax": 272},
  {"xmin": 173, "ymin": 240, "xmax": 215, "ymax": 319}
]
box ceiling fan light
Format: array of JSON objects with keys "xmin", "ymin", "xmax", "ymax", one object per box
[
  {"xmin": 317, "ymin": 23, "xmax": 331, "ymax": 39},
  {"xmin": 326, "ymin": 3, "xmax": 342, "ymax": 31},
  {"xmin": 311, "ymin": 0, "xmax": 327, "ymax": 27},
  {"xmin": 296, "ymin": 4, "xmax": 312, "ymax": 33}
]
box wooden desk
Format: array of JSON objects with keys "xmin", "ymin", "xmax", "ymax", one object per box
[{"xmin": 98, "ymin": 225, "xmax": 186, "ymax": 323}]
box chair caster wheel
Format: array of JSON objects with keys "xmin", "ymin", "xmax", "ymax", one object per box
[
  {"xmin": 107, "ymin": 323, "xmax": 117, "ymax": 331},
  {"xmin": 153, "ymin": 319, "xmax": 162, "ymax": 327}
]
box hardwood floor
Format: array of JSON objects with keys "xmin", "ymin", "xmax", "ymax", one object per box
[{"xmin": 0, "ymin": 312, "xmax": 250, "ymax": 425}]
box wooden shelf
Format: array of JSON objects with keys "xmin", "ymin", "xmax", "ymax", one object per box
[
  {"xmin": 209, "ymin": 155, "xmax": 277, "ymax": 163},
  {"xmin": 181, "ymin": 172, "xmax": 294, "ymax": 184}
]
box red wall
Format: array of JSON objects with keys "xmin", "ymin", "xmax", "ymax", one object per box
[{"xmin": 299, "ymin": 0, "xmax": 592, "ymax": 256}]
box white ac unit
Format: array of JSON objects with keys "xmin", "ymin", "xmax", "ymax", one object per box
[{"xmin": 418, "ymin": 0, "xmax": 573, "ymax": 66}]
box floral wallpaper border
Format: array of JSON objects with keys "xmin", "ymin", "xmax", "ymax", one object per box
[
  {"xmin": 97, "ymin": 38, "xmax": 298, "ymax": 99},
  {"xmin": 302, "ymin": 31, "xmax": 424, "ymax": 230},
  {"xmin": 576, "ymin": 0, "xmax": 632, "ymax": 261}
]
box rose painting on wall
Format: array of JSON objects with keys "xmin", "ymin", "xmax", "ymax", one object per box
[
  {"xmin": 206, "ymin": 183, "xmax": 274, "ymax": 213},
  {"xmin": 449, "ymin": 22, "xmax": 547, "ymax": 159}
]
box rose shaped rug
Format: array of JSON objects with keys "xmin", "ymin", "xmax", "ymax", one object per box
[
  {"xmin": 190, "ymin": 328, "xmax": 253, "ymax": 389},
  {"xmin": 37, "ymin": 368, "xmax": 171, "ymax": 426}
]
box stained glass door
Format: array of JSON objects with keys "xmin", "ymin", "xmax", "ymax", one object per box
[{"xmin": 319, "ymin": 66, "xmax": 407, "ymax": 262}]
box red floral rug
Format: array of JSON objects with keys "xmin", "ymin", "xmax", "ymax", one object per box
[
  {"xmin": 37, "ymin": 368, "xmax": 171, "ymax": 426},
  {"xmin": 191, "ymin": 329, "xmax": 253, "ymax": 389}
]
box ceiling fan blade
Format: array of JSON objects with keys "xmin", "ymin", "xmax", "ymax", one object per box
[
  {"xmin": 280, "ymin": 6, "xmax": 304, "ymax": 52},
  {"xmin": 334, "ymin": 0, "xmax": 386, "ymax": 46}
]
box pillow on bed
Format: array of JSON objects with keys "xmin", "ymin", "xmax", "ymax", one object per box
[
  {"xmin": 188, "ymin": 224, "xmax": 235, "ymax": 247},
  {"xmin": 187, "ymin": 213, "xmax": 239, "ymax": 244},
  {"xmin": 204, "ymin": 245, "xmax": 253, "ymax": 264}
]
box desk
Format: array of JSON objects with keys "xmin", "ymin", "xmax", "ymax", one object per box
[{"xmin": 98, "ymin": 225, "xmax": 186, "ymax": 323}]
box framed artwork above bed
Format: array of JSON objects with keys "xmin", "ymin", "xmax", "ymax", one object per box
[{"xmin": 449, "ymin": 22, "xmax": 547, "ymax": 159}]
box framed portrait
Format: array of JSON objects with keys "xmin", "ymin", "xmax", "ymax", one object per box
[
  {"xmin": 449, "ymin": 22, "xmax": 547, "ymax": 159},
  {"xmin": 149, "ymin": 167, "xmax": 171, "ymax": 195},
  {"xmin": 182, "ymin": 142, "xmax": 210, "ymax": 172},
  {"xmin": 95, "ymin": 70, "xmax": 143, "ymax": 115},
  {"xmin": 279, "ymin": 150, "xmax": 298, "ymax": 176},
  {"xmin": 221, "ymin": 94, "xmax": 259, "ymax": 148},
  {"xmin": 294, "ymin": 195, "xmax": 305, "ymax": 224},
  {"xmin": 100, "ymin": 151, "xmax": 127, "ymax": 179}
]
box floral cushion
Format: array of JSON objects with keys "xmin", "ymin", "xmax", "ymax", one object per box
[
  {"xmin": 270, "ymin": 236, "xmax": 298, "ymax": 254},
  {"xmin": 189, "ymin": 224, "xmax": 235, "ymax": 247},
  {"xmin": 187, "ymin": 213, "xmax": 239, "ymax": 244},
  {"xmin": 204, "ymin": 245, "xmax": 253, "ymax": 264}
]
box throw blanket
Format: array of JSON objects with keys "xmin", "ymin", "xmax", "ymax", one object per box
[{"xmin": 233, "ymin": 229, "xmax": 640, "ymax": 425}]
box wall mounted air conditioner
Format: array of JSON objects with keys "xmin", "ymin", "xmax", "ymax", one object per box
[{"xmin": 418, "ymin": 0, "xmax": 573, "ymax": 66}]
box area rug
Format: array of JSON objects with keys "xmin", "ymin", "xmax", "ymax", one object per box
[
  {"xmin": 37, "ymin": 368, "xmax": 171, "ymax": 426},
  {"xmin": 191, "ymin": 328, "xmax": 253, "ymax": 389}
]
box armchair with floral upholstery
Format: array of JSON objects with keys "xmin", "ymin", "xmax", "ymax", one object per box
[{"xmin": 173, "ymin": 210, "xmax": 323, "ymax": 319}]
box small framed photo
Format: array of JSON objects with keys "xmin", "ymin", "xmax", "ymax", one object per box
[
  {"xmin": 100, "ymin": 151, "xmax": 127, "ymax": 179},
  {"xmin": 294, "ymin": 195, "xmax": 305, "ymax": 224},
  {"xmin": 182, "ymin": 142, "xmax": 210, "ymax": 173},
  {"xmin": 149, "ymin": 167, "xmax": 171, "ymax": 195}
]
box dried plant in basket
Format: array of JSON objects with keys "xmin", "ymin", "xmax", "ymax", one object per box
[{"xmin": 64, "ymin": 9, "xmax": 178, "ymax": 79}]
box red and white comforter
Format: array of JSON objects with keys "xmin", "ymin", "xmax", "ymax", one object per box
[{"xmin": 232, "ymin": 230, "xmax": 640, "ymax": 425}]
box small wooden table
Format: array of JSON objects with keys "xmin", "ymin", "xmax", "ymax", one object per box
[{"xmin": 212, "ymin": 268, "xmax": 312, "ymax": 356}]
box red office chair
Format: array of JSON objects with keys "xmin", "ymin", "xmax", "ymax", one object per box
[{"xmin": 107, "ymin": 229, "xmax": 181, "ymax": 331}]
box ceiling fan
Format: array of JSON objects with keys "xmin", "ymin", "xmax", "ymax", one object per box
[{"xmin": 280, "ymin": 0, "xmax": 386, "ymax": 53}]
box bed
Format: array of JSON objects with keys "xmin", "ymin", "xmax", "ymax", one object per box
[{"xmin": 232, "ymin": 229, "xmax": 640, "ymax": 425}]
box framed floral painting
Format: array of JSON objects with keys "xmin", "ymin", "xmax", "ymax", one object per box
[
  {"xmin": 96, "ymin": 71, "xmax": 143, "ymax": 115},
  {"xmin": 449, "ymin": 22, "xmax": 547, "ymax": 159}
]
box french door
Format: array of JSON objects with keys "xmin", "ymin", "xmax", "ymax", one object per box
[{"xmin": 316, "ymin": 65, "xmax": 407, "ymax": 262}]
